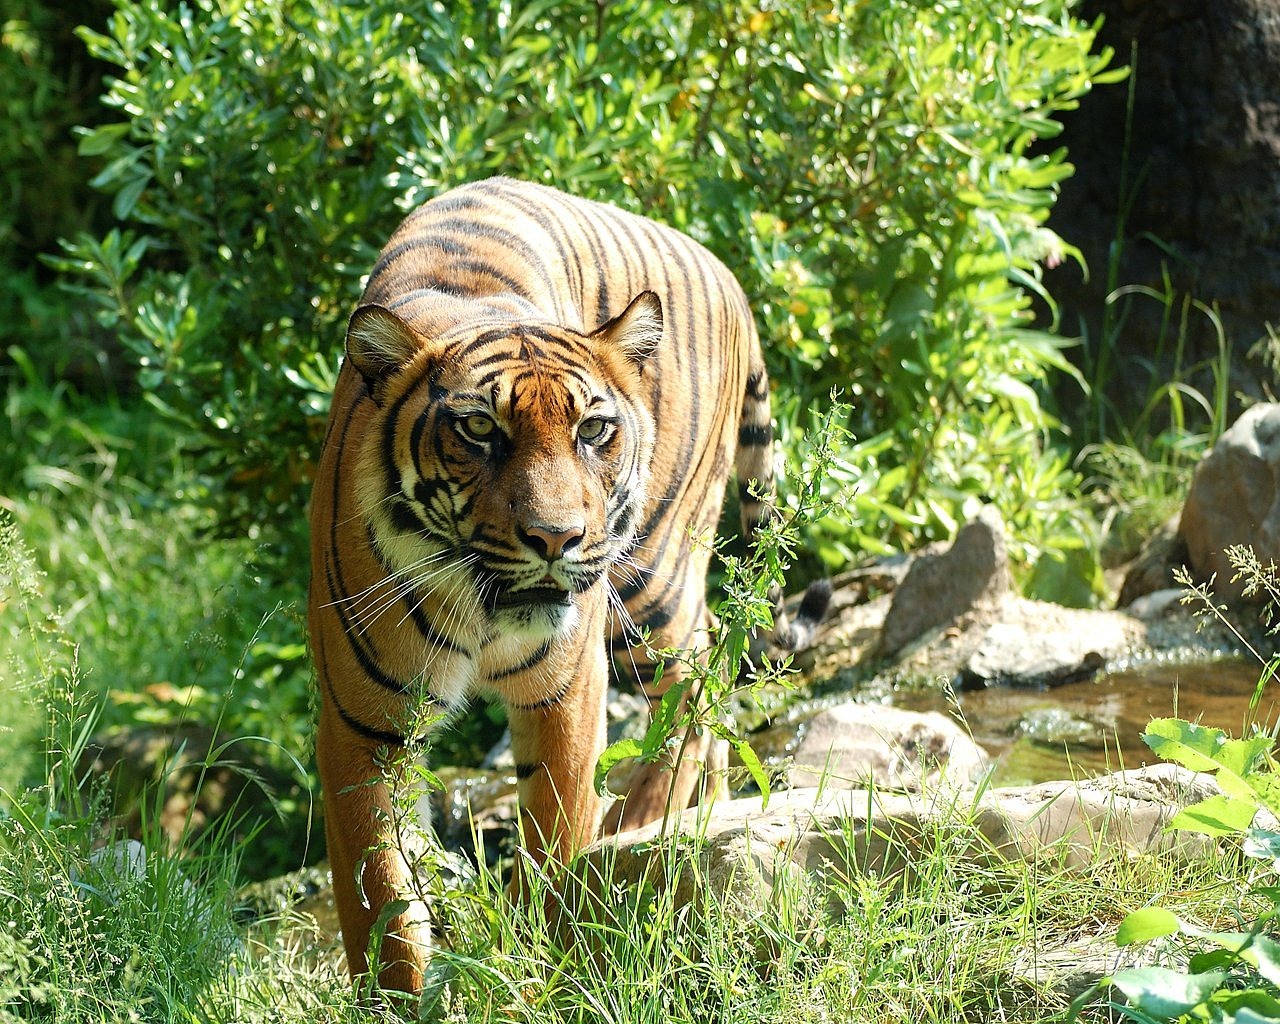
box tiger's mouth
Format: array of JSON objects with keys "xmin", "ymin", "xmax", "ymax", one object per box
[{"xmin": 489, "ymin": 586, "xmax": 573, "ymax": 609}]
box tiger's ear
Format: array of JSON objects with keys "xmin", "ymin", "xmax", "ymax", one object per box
[
  {"xmin": 346, "ymin": 304, "xmax": 422, "ymax": 402},
  {"xmin": 592, "ymin": 290, "xmax": 663, "ymax": 367}
]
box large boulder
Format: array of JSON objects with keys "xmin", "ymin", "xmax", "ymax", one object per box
[
  {"xmin": 585, "ymin": 765, "xmax": 1219, "ymax": 916},
  {"xmin": 956, "ymin": 604, "xmax": 1139, "ymax": 688},
  {"xmin": 1179, "ymin": 403, "xmax": 1280, "ymax": 602},
  {"xmin": 878, "ymin": 505, "xmax": 1011, "ymax": 657},
  {"xmin": 784, "ymin": 702, "xmax": 990, "ymax": 792},
  {"xmin": 797, "ymin": 505, "xmax": 1235, "ymax": 694},
  {"xmin": 1118, "ymin": 516, "xmax": 1189, "ymax": 608}
]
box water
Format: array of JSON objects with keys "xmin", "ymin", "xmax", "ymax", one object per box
[{"xmin": 894, "ymin": 659, "xmax": 1276, "ymax": 786}]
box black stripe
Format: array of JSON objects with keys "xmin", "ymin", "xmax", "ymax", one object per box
[
  {"xmin": 366, "ymin": 235, "xmax": 438, "ymax": 285},
  {"xmin": 637, "ymin": 602, "xmax": 676, "ymax": 634},
  {"xmin": 491, "ymin": 640, "xmax": 553, "ymax": 680},
  {"xmin": 510, "ymin": 681, "xmax": 572, "ymax": 712},
  {"xmin": 432, "ymin": 258, "xmax": 532, "ymax": 298},
  {"xmin": 738, "ymin": 424, "xmax": 772, "ymax": 447},
  {"xmin": 612, "ymin": 656, "xmax": 662, "ymax": 688},
  {"xmin": 610, "ymin": 629, "xmax": 644, "ymax": 650},
  {"xmin": 323, "ymin": 562, "xmax": 415, "ymax": 694},
  {"xmin": 737, "ymin": 479, "xmax": 766, "ymax": 506},
  {"xmin": 331, "ymin": 696, "xmax": 409, "ymax": 746},
  {"xmin": 318, "ymin": 631, "xmax": 422, "ymax": 747},
  {"xmin": 388, "ymin": 497, "xmax": 425, "ymax": 535},
  {"xmin": 482, "ymin": 182, "xmax": 583, "ymax": 324},
  {"xmin": 614, "ymin": 560, "xmax": 654, "ymax": 602}
]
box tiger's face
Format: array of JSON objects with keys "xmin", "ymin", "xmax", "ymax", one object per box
[{"xmin": 347, "ymin": 295, "xmax": 660, "ymax": 645}]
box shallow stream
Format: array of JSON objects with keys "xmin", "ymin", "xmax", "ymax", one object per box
[{"xmin": 893, "ymin": 658, "xmax": 1276, "ymax": 786}]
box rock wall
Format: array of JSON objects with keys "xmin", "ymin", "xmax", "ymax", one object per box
[{"xmin": 1046, "ymin": 0, "xmax": 1280, "ymax": 403}]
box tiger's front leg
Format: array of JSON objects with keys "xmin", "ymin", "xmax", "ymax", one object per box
[
  {"xmin": 601, "ymin": 593, "xmax": 722, "ymax": 837},
  {"xmin": 503, "ymin": 643, "xmax": 609, "ymax": 899},
  {"xmin": 599, "ymin": 653, "xmax": 720, "ymax": 836},
  {"xmin": 316, "ymin": 707, "xmax": 430, "ymax": 997}
]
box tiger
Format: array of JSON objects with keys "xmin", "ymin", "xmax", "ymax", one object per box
[{"xmin": 307, "ymin": 176, "xmax": 830, "ymax": 995}]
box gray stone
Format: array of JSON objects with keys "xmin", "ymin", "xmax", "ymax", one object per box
[
  {"xmin": 585, "ymin": 764, "xmax": 1219, "ymax": 916},
  {"xmin": 1124, "ymin": 588, "xmax": 1188, "ymax": 622},
  {"xmin": 879, "ymin": 506, "xmax": 1011, "ymax": 657},
  {"xmin": 787, "ymin": 702, "xmax": 990, "ymax": 792},
  {"xmin": 1179, "ymin": 403, "xmax": 1280, "ymax": 603},
  {"xmin": 959, "ymin": 604, "xmax": 1137, "ymax": 688}
]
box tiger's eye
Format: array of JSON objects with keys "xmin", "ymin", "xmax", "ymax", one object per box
[
  {"xmin": 578, "ymin": 417, "xmax": 610, "ymax": 444},
  {"xmin": 458, "ymin": 414, "xmax": 496, "ymax": 442}
]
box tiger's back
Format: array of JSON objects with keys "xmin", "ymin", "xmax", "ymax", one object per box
[{"xmin": 308, "ymin": 177, "xmax": 794, "ymax": 994}]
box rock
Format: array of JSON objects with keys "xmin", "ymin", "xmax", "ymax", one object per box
[
  {"xmin": 1118, "ymin": 517, "xmax": 1188, "ymax": 608},
  {"xmin": 878, "ymin": 506, "xmax": 1011, "ymax": 657},
  {"xmin": 786, "ymin": 702, "xmax": 990, "ymax": 792},
  {"xmin": 1124, "ymin": 588, "xmax": 1187, "ymax": 622},
  {"xmin": 984, "ymin": 764, "xmax": 1219, "ymax": 869},
  {"xmin": 585, "ymin": 764, "xmax": 1219, "ymax": 916},
  {"xmin": 237, "ymin": 862, "xmax": 333, "ymax": 922},
  {"xmin": 958, "ymin": 603, "xmax": 1138, "ymax": 688},
  {"xmin": 877, "ymin": 595, "xmax": 1144, "ymax": 691},
  {"xmin": 1179, "ymin": 403, "xmax": 1280, "ymax": 602}
]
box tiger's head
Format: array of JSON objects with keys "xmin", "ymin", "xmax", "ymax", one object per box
[{"xmin": 344, "ymin": 292, "xmax": 660, "ymax": 645}]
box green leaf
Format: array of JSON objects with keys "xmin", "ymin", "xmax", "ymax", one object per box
[
  {"xmin": 595, "ymin": 738, "xmax": 644, "ymax": 797},
  {"xmin": 113, "ymin": 175, "xmax": 149, "ymax": 221},
  {"xmin": 1142, "ymin": 718, "xmax": 1228, "ymax": 771},
  {"xmin": 1250, "ymin": 885, "xmax": 1280, "ymax": 908},
  {"xmin": 1169, "ymin": 794, "xmax": 1259, "ymax": 837},
  {"xmin": 1192, "ymin": 930, "xmax": 1280, "ymax": 988},
  {"xmin": 76, "ymin": 122, "xmax": 131, "ymax": 157},
  {"xmin": 1234, "ymin": 1006, "xmax": 1280, "ymax": 1024},
  {"xmin": 370, "ymin": 898, "xmax": 411, "ymax": 933},
  {"xmin": 1108, "ymin": 966, "xmax": 1226, "ymax": 1017},
  {"xmin": 1221, "ymin": 989, "xmax": 1280, "ymax": 1020},
  {"xmin": 1188, "ymin": 949, "xmax": 1238, "ymax": 975},
  {"xmin": 640, "ymin": 674, "xmax": 685, "ymax": 753},
  {"xmin": 711, "ymin": 722, "xmax": 770, "ymax": 809},
  {"xmin": 1116, "ymin": 908, "xmax": 1181, "ymax": 946},
  {"xmin": 1142, "ymin": 718, "xmax": 1264, "ymax": 801}
]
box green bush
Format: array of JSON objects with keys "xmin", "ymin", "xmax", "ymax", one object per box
[{"xmin": 58, "ymin": 0, "xmax": 1117, "ymax": 592}]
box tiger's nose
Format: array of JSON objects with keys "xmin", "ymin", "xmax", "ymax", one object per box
[{"xmin": 518, "ymin": 521, "xmax": 585, "ymax": 560}]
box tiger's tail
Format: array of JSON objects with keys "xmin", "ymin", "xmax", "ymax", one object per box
[{"xmin": 736, "ymin": 356, "xmax": 832, "ymax": 661}]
